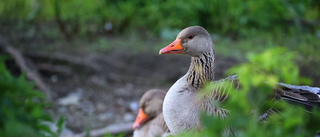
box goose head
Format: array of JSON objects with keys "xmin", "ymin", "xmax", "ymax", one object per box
[
  {"xmin": 159, "ymin": 26, "xmax": 213, "ymax": 57},
  {"xmin": 133, "ymin": 89, "xmax": 166, "ymax": 130}
]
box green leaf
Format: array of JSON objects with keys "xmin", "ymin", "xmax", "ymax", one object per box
[{"xmin": 56, "ymin": 116, "xmax": 66, "ymax": 136}]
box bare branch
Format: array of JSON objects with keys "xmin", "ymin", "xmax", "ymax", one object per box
[
  {"xmin": 0, "ymin": 39, "xmax": 52, "ymax": 100},
  {"xmin": 74, "ymin": 122, "xmax": 133, "ymax": 137}
]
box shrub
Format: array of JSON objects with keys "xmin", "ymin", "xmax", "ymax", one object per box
[
  {"xmin": 176, "ymin": 47, "xmax": 320, "ymax": 136},
  {"xmin": 0, "ymin": 56, "xmax": 63, "ymax": 137},
  {"xmin": 0, "ymin": 0, "xmax": 319, "ymax": 36}
]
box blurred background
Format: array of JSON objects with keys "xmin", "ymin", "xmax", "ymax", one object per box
[{"xmin": 0, "ymin": 0, "xmax": 319, "ymax": 136}]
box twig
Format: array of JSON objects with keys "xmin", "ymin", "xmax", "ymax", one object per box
[
  {"xmin": 25, "ymin": 51, "xmax": 128, "ymax": 71},
  {"xmin": 3, "ymin": 46, "xmax": 52, "ymax": 100},
  {"xmin": 24, "ymin": 51, "xmax": 102, "ymax": 71},
  {"xmin": 53, "ymin": 0, "xmax": 73, "ymax": 40},
  {"xmin": 73, "ymin": 122, "xmax": 133, "ymax": 137},
  {"xmin": 37, "ymin": 63, "xmax": 73, "ymax": 75},
  {"xmin": 88, "ymin": 53, "xmax": 126, "ymax": 70}
]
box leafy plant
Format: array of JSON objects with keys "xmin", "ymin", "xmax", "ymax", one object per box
[
  {"xmin": 0, "ymin": 56, "xmax": 64, "ymax": 137},
  {"xmin": 1, "ymin": 0, "xmax": 319, "ymax": 36},
  {"xmin": 176, "ymin": 47, "xmax": 320, "ymax": 136}
]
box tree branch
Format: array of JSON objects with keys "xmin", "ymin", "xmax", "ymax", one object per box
[
  {"xmin": 0, "ymin": 37, "xmax": 52, "ymax": 100},
  {"xmin": 74, "ymin": 122, "xmax": 133, "ymax": 137}
]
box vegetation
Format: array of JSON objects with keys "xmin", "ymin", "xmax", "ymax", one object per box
[
  {"xmin": 1, "ymin": 0, "xmax": 319, "ymax": 36},
  {"xmin": 176, "ymin": 47, "xmax": 320, "ymax": 137},
  {"xmin": 1, "ymin": 0, "xmax": 319, "ymax": 136},
  {"xmin": 1, "ymin": 0, "xmax": 319, "ymax": 63},
  {"xmin": 0, "ymin": 57, "xmax": 64, "ymax": 137}
]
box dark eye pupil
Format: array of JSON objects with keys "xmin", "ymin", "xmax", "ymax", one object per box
[{"xmin": 188, "ymin": 35, "xmax": 194, "ymax": 39}]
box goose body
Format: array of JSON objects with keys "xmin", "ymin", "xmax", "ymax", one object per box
[
  {"xmin": 160, "ymin": 26, "xmax": 232, "ymax": 134},
  {"xmin": 159, "ymin": 26, "xmax": 320, "ymax": 134},
  {"xmin": 133, "ymin": 89, "xmax": 169, "ymax": 137},
  {"xmin": 163, "ymin": 75, "xmax": 201, "ymax": 133}
]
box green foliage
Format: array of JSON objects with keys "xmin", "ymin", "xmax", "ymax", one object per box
[
  {"xmin": 56, "ymin": 116, "xmax": 66, "ymax": 136},
  {"xmin": 214, "ymin": 33, "xmax": 320, "ymax": 81},
  {"xmin": 0, "ymin": 57, "xmax": 64, "ymax": 137},
  {"xmin": 0, "ymin": 0, "xmax": 36, "ymax": 21},
  {"xmin": 0, "ymin": 0, "xmax": 319, "ymax": 35},
  {"xmin": 103, "ymin": 132, "xmax": 126, "ymax": 137},
  {"xmin": 177, "ymin": 47, "xmax": 320, "ymax": 136},
  {"xmin": 230, "ymin": 47, "xmax": 311, "ymax": 86}
]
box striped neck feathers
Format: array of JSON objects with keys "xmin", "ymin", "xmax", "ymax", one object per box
[{"xmin": 187, "ymin": 52, "xmax": 215, "ymax": 89}]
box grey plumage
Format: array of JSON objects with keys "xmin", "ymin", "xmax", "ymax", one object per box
[
  {"xmin": 276, "ymin": 83, "xmax": 320, "ymax": 111},
  {"xmin": 160, "ymin": 26, "xmax": 320, "ymax": 135}
]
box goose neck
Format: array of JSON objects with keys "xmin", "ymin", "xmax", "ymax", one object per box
[{"xmin": 186, "ymin": 52, "xmax": 215, "ymax": 88}]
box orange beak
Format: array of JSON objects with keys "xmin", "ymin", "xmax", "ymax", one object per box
[
  {"xmin": 133, "ymin": 108, "xmax": 150, "ymax": 130},
  {"xmin": 159, "ymin": 39, "xmax": 184, "ymax": 55}
]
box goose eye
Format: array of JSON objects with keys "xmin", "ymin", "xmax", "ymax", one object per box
[
  {"xmin": 145, "ymin": 101, "xmax": 149, "ymax": 106},
  {"xmin": 187, "ymin": 34, "xmax": 194, "ymax": 40}
]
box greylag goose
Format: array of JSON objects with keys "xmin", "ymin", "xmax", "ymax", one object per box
[
  {"xmin": 133, "ymin": 89, "xmax": 169, "ymax": 137},
  {"xmin": 159, "ymin": 26, "xmax": 320, "ymax": 134}
]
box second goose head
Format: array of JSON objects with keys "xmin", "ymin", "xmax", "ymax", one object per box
[{"xmin": 133, "ymin": 89, "xmax": 166, "ymax": 130}]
